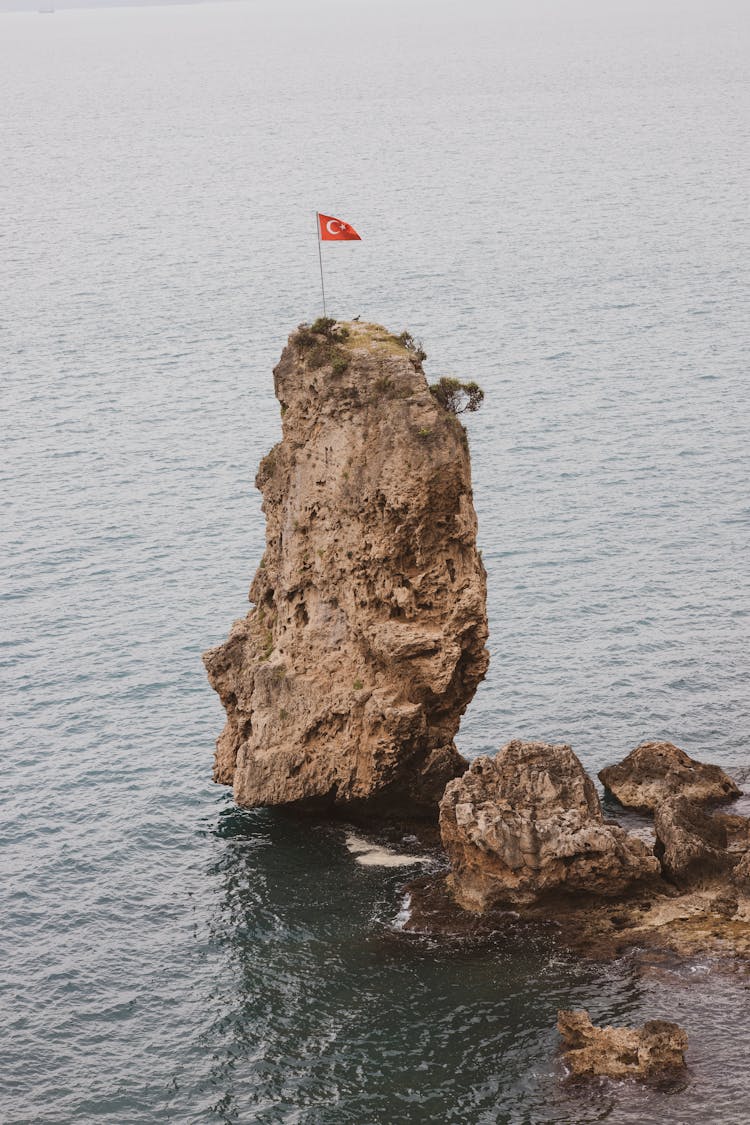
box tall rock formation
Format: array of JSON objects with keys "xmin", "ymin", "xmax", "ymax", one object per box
[{"xmin": 203, "ymin": 321, "xmax": 489, "ymax": 817}]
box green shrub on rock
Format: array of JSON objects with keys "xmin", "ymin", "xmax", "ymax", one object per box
[
  {"xmin": 429, "ymin": 377, "xmax": 484, "ymax": 415},
  {"xmin": 395, "ymin": 331, "xmax": 427, "ymax": 362}
]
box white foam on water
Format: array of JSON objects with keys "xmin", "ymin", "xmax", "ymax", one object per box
[
  {"xmin": 344, "ymin": 833, "xmax": 431, "ymax": 868},
  {"xmin": 392, "ymin": 893, "xmax": 412, "ymax": 931}
]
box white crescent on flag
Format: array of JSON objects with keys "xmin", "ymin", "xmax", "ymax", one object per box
[{"xmin": 318, "ymin": 213, "xmax": 361, "ymax": 241}]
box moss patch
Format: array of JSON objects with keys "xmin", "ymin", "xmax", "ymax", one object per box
[{"xmin": 336, "ymin": 322, "xmax": 422, "ymax": 359}]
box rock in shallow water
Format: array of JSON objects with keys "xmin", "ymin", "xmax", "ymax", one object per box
[
  {"xmin": 557, "ymin": 1009, "xmax": 688, "ymax": 1081},
  {"xmin": 203, "ymin": 321, "xmax": 489, "ymax": 817},
  {"xmin": 654, "ymin": 795, "xmax": 731, "ymax": 885},
  {"xmin": 439, "ymin": 740, "xmax": 660, "ymax": 911},
  {"xmin": 599, "ymin": 740, "xmax": 741, "ymax": 813}
]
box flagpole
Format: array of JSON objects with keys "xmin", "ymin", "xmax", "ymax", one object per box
[{"xmin": 315, "ymin": 211, "xmax": 327, "ymax": 317}]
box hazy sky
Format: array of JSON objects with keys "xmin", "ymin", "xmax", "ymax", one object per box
[{"xmin": 2, "ymin": 0, "xmax": 747, "ymax": 16}]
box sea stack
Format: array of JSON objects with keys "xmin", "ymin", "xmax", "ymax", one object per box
[{"xmin": 203, "ymin": 320, "xmax": 489, "ymax": 818}]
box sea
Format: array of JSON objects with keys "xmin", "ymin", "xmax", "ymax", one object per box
[{"xmin": 2, "ymin": 0, "xmax": 749, "ymax": 1121}]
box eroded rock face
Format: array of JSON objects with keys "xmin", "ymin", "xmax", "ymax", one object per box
[
  {"xmin": 557, "ymin": 1009, "xmax": 688, "ymax": 1081},
  {"xmin": 599, "ymin": 740, "xmax": 741, "ymax": 812},
  {"xmin": 654, "ymin": 795, "xmax": 730, "ymax": 884},
  {"xmin": 439, "ymin": 740, "xmax": 659, "ymax": 911},
  {"xmin": 203, "ymin": 321, "xmax": 489, "ymax": 817},
  {"xmin": 732, "ymin": 851, "xmax": 750, "ymax": 893}
]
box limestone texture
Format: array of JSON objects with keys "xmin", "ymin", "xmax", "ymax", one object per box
[
  {"xmin": 732, "ymin": 851, "xmax": 750, "ymax": 892},
  {"xmin": 654, "ymin": 795, "xmax": 730, "ymax": 884},
  {"xmin": 404, "ymin": 860, "xmax": 750, "ymax": 960},
  {"xmin": 439, "ymin": 740, "xmax": 659, "ymax": 910},
  {"xmin": 599, "ymin": 740, "xmax": 741, "ymax": 812},
  {"xmin": 557, "ymin": 1009, "xmax": 688, "ymax": 1081},
  {"xmin": 203, "ymin": 321, "xmax": 489, "ymax": 817},
  {"xmin": 405, "ymin": 748, "xmax": 750, "ymax": 961}
]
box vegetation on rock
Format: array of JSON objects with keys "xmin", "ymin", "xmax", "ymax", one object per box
[
  {"xmin": 394, "ymin": 331, "xmax": 427, "ymax": 362},
  {"xmin": 429, "ymin": 376, "xmax": 484, "ymax": 415}
]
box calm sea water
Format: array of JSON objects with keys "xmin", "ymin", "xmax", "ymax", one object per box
[{"xmin": 2, "ymin": 1, "xmax": 750, "ymax": 1121}]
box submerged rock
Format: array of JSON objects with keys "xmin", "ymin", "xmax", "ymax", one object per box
[
  {"xmin": 203, "ymin": 321, "xmax": 488, "ymax": 817},
  {"xmin": 599, "ymin": 740, "xmax": 740, "ymax": 813},
  {"xmin": 557, "ymin": 1009, "xmax": 688, "ymax": 1081},
  {"xmin": 439, "ymin": 740, "xmax": 659, "ymax": 911},
  {"xmin": 654, "ymin": 795, "xmax": 730, "ymax": 885}
]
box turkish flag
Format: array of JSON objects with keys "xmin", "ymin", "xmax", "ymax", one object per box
[{"xmin": 318, "ymin": 213, "xmax": 361, "ymax": 241}]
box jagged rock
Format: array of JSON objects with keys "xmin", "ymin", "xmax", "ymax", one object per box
[
  {"xmin": 715, "ymin": 811, "xmax": 750, "ymax": 852},
  {"xmin": 557, "ymin": 1009, "xmax": 688, "ymax": 1081},
  {"xmin": 403, "ymin": 861, "xmax": 750, "ymax": 960},
  {"xmin": 653, "ymin": 795, "xmax": 730, "ymax": 884},
  {"xmin": 599, "ymin": 740, "xmax": 740, "ymax": 812},
  {"xmin": 203, "ymin": 321, "xmax": 489, "ymax": 817},
  {"xmin": 732, "ymin": 852, "xmax": 750, "ymax": 892},
  {"xmin": 439, "ymin": 740, "xmax": 660, "ymax": 911}
]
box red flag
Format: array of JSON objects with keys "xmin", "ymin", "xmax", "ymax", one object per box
[{"xmin": 318, "ymin": 213, "xmax": 361, "ymax": 241}]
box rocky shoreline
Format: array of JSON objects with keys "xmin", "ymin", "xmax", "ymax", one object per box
[
  {"xmin": 400, "ymin": 738, "xmax": 750, "ymax": 963},
  {"xmin": 205, "ymin": 319, "xmax": 748, "ymax": 1083}
]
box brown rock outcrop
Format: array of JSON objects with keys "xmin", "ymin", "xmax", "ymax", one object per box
[
  {"xmin": 599, "ymin": 740, "xmax": 740, "ymax": 812},
  {"xmin": 732, "ymin": 851, "xmax": 750, "ymax": 892},
  {"xmin": 654, "ymin": 795, "xmax": 730, "ymax": 884},
  {"xmin": 404, "ymin": 747, "xmax": 750, "ymax": 959},
  {"xmin": 404, "ymin": 859, "xmax": 750, "ymax": 959},
  {"xmin": 557, "ymin": 1009, "xmax": 688, "ymax": 1081},
  {"xmin": 203, "ymin": 321, "xmax": 489, "ymax": 817},
  {"xmin": 716, "ymin": 811, "xmax": 750, "ymax": 851},
  {"xmin": 439, "ymin": 740, "xmax": 659, "ymax": 911}
]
